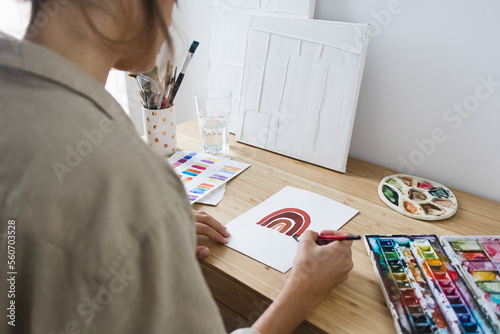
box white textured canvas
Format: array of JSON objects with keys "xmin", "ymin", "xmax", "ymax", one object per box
[
  {"xmin": 208, "ymin": 0, "xmax": 316, "ymax": 133},
  {"xmin": 236, "ymin": 16, "xmax": 369, "ymax": 173}
]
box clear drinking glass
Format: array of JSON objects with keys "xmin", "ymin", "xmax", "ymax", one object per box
[{"xmin": 193, "ymin": 89, "xmax": 232, "ymax": 154}]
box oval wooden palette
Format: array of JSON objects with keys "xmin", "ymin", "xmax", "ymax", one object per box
[{"xmin": 378, "ymin": 174, "xmax": 458, "ymax": 221}]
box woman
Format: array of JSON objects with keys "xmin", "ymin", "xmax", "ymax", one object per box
[{"xmin": 0, "ymin": 0, "xmax": 354, "ymax": 333}]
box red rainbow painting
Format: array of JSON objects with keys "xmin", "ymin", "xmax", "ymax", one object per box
[{"xmin": 256, "ymin": 208, "xmax": 311, "ymax": 239}]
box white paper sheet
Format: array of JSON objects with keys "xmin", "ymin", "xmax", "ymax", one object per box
[
  {"xmin": 208, "ymin": 0, "xmax": 316, "ymax": 133},
  {"xmin": 225, "ymin": 186, "xmax": 359, "ymax": 273},
  {"xmin": 236, "ymin": 17, "xmax": 369, "ymax": 173},
  {"xmin": 197, "ymin": 184, "xmax": 226, "ymax": 206}
]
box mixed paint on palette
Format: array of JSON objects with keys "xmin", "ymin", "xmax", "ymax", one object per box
[
  {"xmin": 365, "ymin": 235, "xmax": 500, "ymax": 333},
  {"xmin": 378, "ymin": 174, "xmax": 458, "ymax": 221}
]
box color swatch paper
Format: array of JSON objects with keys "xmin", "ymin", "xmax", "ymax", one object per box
[
  {"xmin": 225, "ymin": 186, "xmax": 359, "ymax": 273},
  {"xmin": 167, "ymin": 151, "xmax": 250, "ymax": 204}
]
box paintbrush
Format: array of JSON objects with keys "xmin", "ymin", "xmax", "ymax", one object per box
[
  {"xmin": 315, "ymin": 235, "xmax": 361, "ymax": 245},
  {"xmin": 155, "ymin": 62, "xmax": 171, "ymax": 110},
  {"xmin": 168, "ymin": 41, "xmax": 199, "ymax": 106},
  {"xmin": 165, "ymin": 67, "xmax": 177, "ymax": 107},
  {"xmin": 159, "ymin": 64, "xmax": 172, "ymax": 109},
  {"xmin": 292, "ymin": 234, "xmax": 361, "ymax": 244}
]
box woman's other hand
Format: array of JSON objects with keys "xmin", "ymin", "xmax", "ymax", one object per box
[{"xmin": 193, "ymin": 210, "xmax": 230, "ymax": 259}]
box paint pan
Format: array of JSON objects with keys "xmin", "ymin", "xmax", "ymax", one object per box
[
  {"xmin": 365, "ymin": 235, "xmax": 499, "ymax": 333},
  {"xmin": 482, "ymin": 242, "xmax": 500, "ymax": 261},
  {"xmin": 465, "ymin": 261, "xmax": 497, "ymax": 271},
  {"xmin": 449, "ymin": 240, "xmax": 484, "ymax": 252},
  {"xmin": 426, "ymin": 258, "xmax": 442, "ymax": 267},
  {"xmin": 407, "ymin": 305, "xmax": 424, "ymax": 315},
  {"xmin": 447, "ymin": 295, "xmax": 462, "ymax": 304},
  {"xmin": 438, "ymin": 279, "xmax": 453, "ymax": 288},
  {"xmin": 433, "ymin": 272, "xmax": 447, "ymax": 280},
  {"xmin": 390, "ymin": 262, "xmax": 406, "ymax": 273},
  {"xmin": 414, "ymin": 240, "xmax": 432, "ymax": 251},
  {"xmin": 393, "ymin": 273, "xmax": 408, "ymax": 281},
  {"xmin": 384, "ymin": 252, "xmax": 401, "ymax": 265},
  {"xmin": 401, "ymin": 290, "xmax": 420, "ymax": 306},
  {"xmin": 477, "ymin": 281, "xmax": 500, "ymax": 294},
  {"xmin": 457, "ymin": 252, "xmax": 489, "ymax": 261},
  {"xmin": 422, "ymin": 251, "xmax": 438, "ymax": 259},
  {"xmin": 382, "ymin": 245, "xmax": 396, "ymax": 252},
  {"xmin": 398, "ymin": 280, "xmax": 412, "ymax": 289},
  {"xmin": 471, "ymin": 271, "xmax": 500, "ymax": 281},
  {"xmin": 489, "ymin": 294, "xmax": 500, "ymax": 304},
  {"xmin": 378, "ymin": 174, "xmax": 458, "ymax": 221}
]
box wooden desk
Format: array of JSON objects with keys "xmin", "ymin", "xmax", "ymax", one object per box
[{"xmin": 176, "ymin": 120, "xmax": 500, "ymax": 334}]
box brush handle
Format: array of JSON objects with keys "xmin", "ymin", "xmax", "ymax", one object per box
[
  {"xmin": 169, "ymin": 73, "xmax": 184, "ymax": 106},
  {"xmin": 316, "ymin": 235, "xmax": 361, "ymax": 245},
  {"xmin": 168, "ymin": 41, "xmax": 199, "ymax": 106}
]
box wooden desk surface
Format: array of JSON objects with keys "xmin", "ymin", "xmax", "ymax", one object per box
[{"xmin": 176, "ymin": 120, "xmax": 500, "ymax": 334}]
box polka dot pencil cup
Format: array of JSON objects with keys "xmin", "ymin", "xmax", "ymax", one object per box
[{"xmin": 142, "ymin": 106, "xmax": 177, "ymax": 156}]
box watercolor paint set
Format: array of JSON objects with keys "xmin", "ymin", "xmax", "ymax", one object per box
[
  {"xmin": 365, "ymin": 235, "xmax": 500, "ymax": 333},
  {"xmin": 378, "ymin": 174, "xmax": 458, "ymax": 221}
]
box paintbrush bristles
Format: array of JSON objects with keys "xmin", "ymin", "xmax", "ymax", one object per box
[
  {"xmin": 189, "ymin": 41, "xmax": 199, "ymax": 53},
  {"xmin": 165, "ymin": 67, "xmax": 176, "ymax": 107},
  {"xmin": 143, "ymin": 66, "xmax": 159, "ymax": 81},
  {"xmin": 164, "ymin": 61, "xmax": 172, "ymax": 83}
]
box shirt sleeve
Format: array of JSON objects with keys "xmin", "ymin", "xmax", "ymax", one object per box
[{"xmin": 230, "ymin": 329, "xmax": 261, "ymax": 334}]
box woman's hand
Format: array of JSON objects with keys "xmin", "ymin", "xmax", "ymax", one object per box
[
  {"xmin": 252, "ymin": 229, "xmax": 354, "ymax": 334},
  {"xmin": 193, "ymin": 210, "xmax": 230, "ymax": 259},
  {"xmin": 288, "ymin": 230, "xmax": 354, "ymax": 304}
]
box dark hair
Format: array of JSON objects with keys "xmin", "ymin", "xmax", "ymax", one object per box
[{"xmin": 28, "ymin": 0, "xmax": 173, "ymax": 55}]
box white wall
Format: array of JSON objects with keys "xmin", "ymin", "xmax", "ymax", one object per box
[
  {"xmin": 0, "ymin": 0, "xmax": 30, "ymax": 38},
  {"xmin": 165, "ymin": 1, "xmax": 215, "ymax": 124},
  {"xmin": 3, "ymin": 0, "xmax": 498, "ymax": 201},
  {"xmin": 313, "ymin": 0, "xmax": 500, "ymax": 202},
  {"xmin": 173, "ymin": 0, "xmax": 500, "ymax": 202}
]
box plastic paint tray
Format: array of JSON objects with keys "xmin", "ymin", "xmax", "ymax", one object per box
[
  {"xmin": 378, "ymin": 174, "xmax": 458, "ymax": 221},
  {"xmin": 365, "ymin": 235, "xmax": 500, "ymax": 334},
  {"xmin": 441, "ymin": 236, "xmax": 500, "ymax": 331}
]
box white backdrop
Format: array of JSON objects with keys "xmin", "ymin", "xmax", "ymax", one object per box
[
  {"xmin": 171, "ymin": 0, "xmax": 500, "ymax": 202},
  {"xmin": 315, "ymin": 1, "xmax": 500, "ymax": 202},
  {"xmin": 3, "ymin": 0, "xmax": 498, "ymax": 201}
]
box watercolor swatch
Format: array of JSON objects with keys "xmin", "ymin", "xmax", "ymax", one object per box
[
  {"xmin": 365, "ymin": 235, "xmax": 499, "ymax": 333},
  {"xmin": 167, "ymin": 150, "xmax": 250, "ymax": 204},
  {"xmin": 378, "ymin": 174, "xmax": 458, "ymax": 221}
]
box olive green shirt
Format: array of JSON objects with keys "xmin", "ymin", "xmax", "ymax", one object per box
[{"xmin": 0, "ymin": 33, "xmax": 258, "ymax": 334}]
